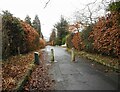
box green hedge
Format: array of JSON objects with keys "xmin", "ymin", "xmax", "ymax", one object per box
[{"xmin": 66, "ymin": 33, "xmax": 74, "ymax": 48}]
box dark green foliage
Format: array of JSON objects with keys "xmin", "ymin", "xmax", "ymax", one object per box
[
  {"xmin": 32, "ymin": 15, "xmax": 43, "ymax": 38},
  {"xmin": 107, "ymin": 1, "xmax": 120, "ymax": 12},
  {"xmin": 66, "ymin": 33, "xmax": 74, "ymax": 48},
  {"xmin": 84, "ymin": 41, "xmax": 93, "ymax": 52},
  {"xmin": 55, "ymin": 37, "xmax": 61, "ymax": 46},
  {"xmin": 81, "ymin": 25, "xmax": 94, "ymax": 52},
  {"xmin": 49, "ymin": 29, "xmax": 56, "ymax": 45},
  {"xmin": 54, "ymin": 16, "xmax": 69, "ymax": 45},
  {"xmin": 62, "ymin": 37, "xmax": 66, "ymax": 45},
  {"xmin": 2, "ymin": 11, "xmax": 41, "ymax": 59},
  {"xmin": 25, "ymin": 15, "xmax": 32, "ymax": 26},
  {"xmin": 2, "ymin": 10, "xmax": 26, "ymax": 59},
  {"xmin": 49, "ymin": 29, "xmax": 56, "ymax": 42}
]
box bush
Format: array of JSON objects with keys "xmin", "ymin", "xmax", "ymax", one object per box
[
  {"xmin": 81, "ymin": 25, "xmax": 94, "ymax": 52},
  {"xmin": 107, "ymin": 1, "xmax": 120, "ymax": 12},
  {"xmin": 62, "ymin": 37, "xmax": 66, "ymax": 45},
  {"xmin": 2, "ymin": 11, "xmax": 26, "ymax": 59},
  {"xmin": 66, "ymin": 33, "xmax": 74, "ymax": 48},
  {"xmin": 89, "ymin": 12, "xmax": 120, "ymax": 58},
  {"xmin": 2, "ymin": 11, "xmax": 42, "ymax": 59},
  {"xmin": 21, "ymin": 21, "xmax": 40, "ymax": 52},
  {"xmin": 84, "ymin": 41, "xmax": 93, "ymax": 52},
  {"xmin": 39, "ymin": 38, "xmax": 46, "ymax": 49},
  {"xmin": 72, "ymin": 32, "xmax": 84, "ymax": 51},
  {"xmin": 55, "ymin": 37, "xmax": 62, "ymax": 46}
]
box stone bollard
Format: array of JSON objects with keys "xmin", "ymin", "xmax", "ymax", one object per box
[
  {"xmin": 34, "ymin": 52, "xmax": 40, "ymax": 65},
  {"xmin": 71, "ymin": 48, "xmax": 75, "ymax": 62},
  {"xmin": 51, "ymin": 49, "xmax": 54, "ymax": 63}
]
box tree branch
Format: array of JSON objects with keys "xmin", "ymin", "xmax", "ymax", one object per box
[{"xmin": 44, "ymin": 0, "xmax": 51, "ymax": 9}]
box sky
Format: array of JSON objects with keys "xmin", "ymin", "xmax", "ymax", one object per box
[{"xmin": 0, "ymin": 0, "xmax": 110, "ymax": 40}]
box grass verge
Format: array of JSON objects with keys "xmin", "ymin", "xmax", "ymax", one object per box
[{"xmin": 66, "ymin": 48, "xmax": 120, "ymax": 73}]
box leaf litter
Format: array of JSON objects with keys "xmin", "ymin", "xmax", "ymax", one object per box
[{"xmin": 2, "ymin": 50, "xmax": 55, "ymax": 91}]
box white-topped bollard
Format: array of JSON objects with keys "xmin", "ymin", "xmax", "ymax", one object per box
[
  {"xmin": 34, "ymin": 52, "xmax": 40, "ymax": 65},
  {"xmin": 71, "ymin": 48, "xmax": 75, "ymax": 62}
]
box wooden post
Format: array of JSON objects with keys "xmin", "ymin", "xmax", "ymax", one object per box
[
  {"xmin": 34, "ymin": 52, "xmax": 40, "ymax": 65},
  {"xmin": 51, "ymin": 49, "xmax": 54, "ymax": 63},
  {"xmin": 71, "ymin": 48, "xmax": 75, "ymax": 62}
]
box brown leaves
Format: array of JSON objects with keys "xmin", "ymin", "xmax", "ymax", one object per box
[
  {"xmin": 90, "ymin": 12, "xmax": 120, "ymax": 58},
  {"xmin": 23, "ymin": 52, "xmax": 55, "ymax": 91},
  {"xmin": 40, "ymin": 38, "xmax": 46, "ymax": 49},
  {"xmin": 72, "ymin": 32, "xmax": 84, "ymax": 50},
  {"xmin": 21, "ymin": 21, "xmax": 38, "ymax": 51},
  {"xmin": 20, "ymin": 21, "xmax": 46, "ymax": 51},
  {"xmin": 2, "ymin": 49, "xmax": 54, "ymax": 91},
  {"xmin": 2, "ymin": 51, "xmax": 34, "ymax": 91},
  {"xmin": 3, "ymin": 77, "xmax": 16, "ymax": 90}
]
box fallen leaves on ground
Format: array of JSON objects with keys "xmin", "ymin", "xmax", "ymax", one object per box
[
  {"xmin": 24, "ymin": 64, "xmax": 55, "ymax": 91},
  {"xmin": 23, "ymin": 51, "xmax": 55, "ymax": 91},
  {"xmin": 2, "ymin": 50, "xmax": 38, "ymax": 91},
  {"xmin": 2, "ymin": 49, "xmax": 54, "ymax": 91}
]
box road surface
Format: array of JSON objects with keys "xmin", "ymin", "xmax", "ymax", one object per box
[{"xmin": 43, "ymin": 46, "xmax": 119, "ymax": 90}]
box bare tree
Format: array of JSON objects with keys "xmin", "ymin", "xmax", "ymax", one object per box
[{"xmin": 73, "ymin": 0, "xmax": 113, "ymax": 25}]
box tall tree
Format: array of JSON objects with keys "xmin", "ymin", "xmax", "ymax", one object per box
[
  {"xmin": 32, "ymin": 15, "xmax": 43, "ymax": 38},
  {"xmin": 2, "ymin": 10, "xmax": 26, "ymax": 58},
  {"xmin": 25, "ymin": 15, "xmax": 32, "ymax": 26},
  {"xmin": 49, "ymin": 29, "xmax": 56, "ymax": 45},
  {"xmin": 54, "ymin": 16, "xmax": 69, "ymax": 45}
]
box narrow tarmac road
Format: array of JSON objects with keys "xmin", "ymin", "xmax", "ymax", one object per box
[{"xmin": 44, "ymin": 46, "xmax": 119, "ymax": 90}]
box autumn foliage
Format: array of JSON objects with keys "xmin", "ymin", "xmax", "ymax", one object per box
[
  {"xmin": 90, "ymin": 12, "xmax": 120, "ymax": 58},
  {"xmin": 2, "ymin": 52, "xmax": 34, "ymax": 91},
  {"xmin": 66, "ymin": 34, "xmax": 73, "ymax": 48},
  {"xmin": 21, "ymin": 21, "xmax": 40, "ymax": 51},
  {"xmin": 21, "ymin": 21, "xmax": 46, "ymax": 51},
  {"xmin": 72, "ymin": 32, "xmax": 84, "ymax": 50},
  {"xmin": 66, "ymin": 11, "xmax": 120, "ymax": 58},
  {"xmin": 2, "ymin": 11, "xmax": 46, "ymax": 59},
  {"xmin": 39, "ymin": 38, "xmax": 46, "ymax": 48}
]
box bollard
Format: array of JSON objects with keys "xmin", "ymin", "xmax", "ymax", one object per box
[
  {"xmin": 34, "ymin": 52, "xmax": 40, "ymax": 65},
  {"xmin": 17, "ymin": 47, "xmax": 20, "ymax": 55},
  {"xmin": 71, "ymin": 48, "xmax": 75, "ymax": 62},
  {"xmin": 51, "ymin": 49, "xmax": 54, "ymax": 63}
]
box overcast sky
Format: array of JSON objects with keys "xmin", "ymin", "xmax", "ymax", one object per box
[{"xmin": 0, "ymin": 0, "xmax": 109, "ymax": 40}]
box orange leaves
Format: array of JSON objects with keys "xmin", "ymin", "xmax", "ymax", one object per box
[
  {"xmin": 3, "ymin": 77, "xmax": 16, "ymax": 90},
  {"xmin": 39, "ymin": 38, "xmax": 46, "ymax": 49},
  {"xmin": 67, "ymin": 12, "xmax": 120, "ymax": 58},
  {"xmin": 20, "ymin": 21, "xmax": 40, "ymax": 51},
  {"xmin": 24, "ymin": 64, "xmax": 54, "ymax": 91},
  {"xmin": 90, "ymin": 12, "xmax": 120, "ymax": 57},
  {"xmin": 72, "ymin": 33, "xmax": 84, "ymax": 50},
  {"xmin": 23, "ymin": 51, "xmax": 55, "ymax": 91},
  {"xmin": 21, "ymin": 21, "xmax": 46, "ymax": 51},
  {"xmin": 21, "ymin": 21, "xmax": 39, "ymax": 40},
  {"xmin": 2, "ymin": 50, "xmax": 52, "ymax": 91},
  {"xmin": 2, "ymin": 52, "xmax": 34, "ymax": 90}
]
